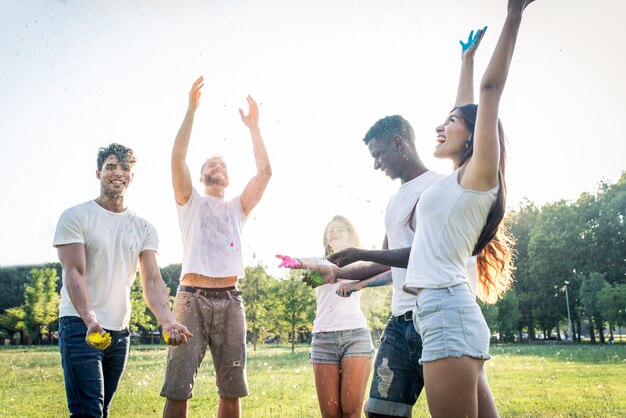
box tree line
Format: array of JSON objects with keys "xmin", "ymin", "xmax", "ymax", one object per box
[{"xmin": 0, "ymin": 172, "xmax": 624, "ymax": 347}]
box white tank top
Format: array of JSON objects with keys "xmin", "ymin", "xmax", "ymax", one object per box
[{"xmin": 404, "ymin": 169, "xmax": 497, "ymax": 292}]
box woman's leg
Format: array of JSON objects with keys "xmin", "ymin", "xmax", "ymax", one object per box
[
  {"xmin": 477, "ymin": 367, "xmax": 498, "ymax": 418},
  {"xmin": 340, "ymin": 356, "xmax": 373, "ymax": 418},
  {"xmin": 423, "ymin": 356, "xmax": 484, "ymax": 418},
  {"xmin": 313, "ymin": 363, "xmax": 342, "ymax": 418}
]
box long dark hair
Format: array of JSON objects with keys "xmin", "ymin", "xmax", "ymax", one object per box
[{"xmin": 455, "ymin": 103, "xmax": 514, "ymax": 303}]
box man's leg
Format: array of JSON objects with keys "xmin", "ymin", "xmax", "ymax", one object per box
[
  {"xmin": 163, "ymin": 399, "xmax": 188, "ymax": 418},
  {"xmin": 161, "ymin": 291, "xmax": 210, "ymax": 418},
  {"xmin": 210, "ymin": 294, "xmax": 248, "ymax": 418},
  {"xmin": 59, "ymin": 316, "xmax": 105, "ymax": 418},
  {"xmin": 218, "ymin": 398, "xmax": 241, "ymax": 418},
  {"xmin": 102, "ymin": 328, "xmax": 130, "ymax": 418},
  {"xmin": 366, "ymin": 317, "xmax": 424, "ymax": 418}
]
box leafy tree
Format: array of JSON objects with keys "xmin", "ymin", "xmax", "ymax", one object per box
[
  {"xmin": 159, "ymin": 263, "xmax": 182, "ymax": 296},
  {"xmin": 0, "ymin": 307, "xmax": 27, "ymax": 343},
  {"xmin": 527, "ymin": 201, "xmax": 583, "ymax": 340},
  {"xmin": 495, "ymin": 288, "xmax": 520, "ymax": 342},
  {"xmin": 578, "ymin": 173, "xmax": 626, "ymax": 285},
  {"xmin": 508, "ymin": 200, "xmax": 539, "ymax": 340},
  {"xmin": 359, "ymin": 285, "xmax": 392, "ymax": 339},
  {"xmin": 129, "ymin": 273, "xmax": 160, "ymax": 337},
  {"xmin": 579, "ymin": 272, "xmax": 608, "ymax": 343},
  {"xmin": 598, "ymin": 282, "xmax": 626, "ymax": 343},
  {"xmin": 22, "ymin": 268, "xmax": 60, "ymax": 344},
  {"xmin": 240, "ymin": 263, "xmax": 276, "ymax": 351},
  {"xmin": 274, "ymin": 271, "xmax": 315, "ymax": 353}
]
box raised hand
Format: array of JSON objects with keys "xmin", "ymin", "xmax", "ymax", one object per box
[
  {"xmin": 460, "ymin": 27, "xmax": 487, "ymax": 58},
  {"xmin": 326, "ymin": 247, "xmax": 365, "ymax": 267},
  {"xmin": 239, "ymin": 95, "xmax": 259, "ymax": 130},
  {"xmin": 276, "ymin": 254, "xmax": 302, "ymax": 269},
  {"xmin": 188, "ymin": 76, "xmax": 204, "ymax": 113}
]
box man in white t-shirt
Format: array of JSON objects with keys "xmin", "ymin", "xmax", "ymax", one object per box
[
  {"xmin": 302, "ymin": 115, "xmax": 440, "ymax": 418},
  {"xmin": 53, "ymin": 143, "xmax": 192, "ymax": 418},
  {"xmin": 161, "ymin": 76, "xmax": 271, "ymax": 418}
]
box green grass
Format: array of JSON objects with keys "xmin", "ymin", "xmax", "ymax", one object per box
[{"xmin": 0, "ymin": 343, "xmax": 624, "ymax": 417}]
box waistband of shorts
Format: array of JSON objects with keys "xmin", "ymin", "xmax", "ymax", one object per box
[
  {"xmin": 177, "ymin": 285, "xmax": 241, "ymax": 299},
  {"xmin": 392, "ymin": 310, "xmax": 413, "ymax": 322}
]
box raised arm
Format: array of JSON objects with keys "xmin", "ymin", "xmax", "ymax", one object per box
[
  {"xmin": 464, "ymin": 0, "xmax": 534, "ymax": 190},
  {"xmin": 455, "ymin": 27, "xmax": 487, "ymax": 106},
  {"xmin": 172, "ymin": 76, "xmax": 204, "ymax": 206},
  {"xmin": 138, "ymin": 250, "xmax": 193, "ymax": 345},
  {"xmin": 239, "ymin": 96, "xmax": 272, "ymax": 216},
  {"xmin": 57, "ymin": 244, "xmax": 104, "ymax": 338}
]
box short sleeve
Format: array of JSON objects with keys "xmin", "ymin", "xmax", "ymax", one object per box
[
  {"xmin": 231, "ymin": 195, "xmax": 247, "ymax": 224},
  {"xmin": 52, "ymin": 207, "xmax": 85, "ymax": 247},
  {"xmin": 141, "ymin": 221, "xmax": 159, "ymax": 253}
]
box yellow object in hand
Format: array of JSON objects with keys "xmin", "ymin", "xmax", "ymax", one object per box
[
  {"xmin": 163, "ymin": 332, "xmax": 169, "ymax": 344},
  {"xmin": 86, "ymin": 332, "xmax": 112, "ymax": 350}
]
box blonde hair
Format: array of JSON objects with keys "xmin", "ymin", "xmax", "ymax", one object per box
[{"xmin": 322, "ymin": 215, "xmax": 360, "ymax": 256}]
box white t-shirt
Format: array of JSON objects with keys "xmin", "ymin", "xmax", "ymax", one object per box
[
  {"xmin": 177, "ymin": 188, "xmax": 247, "ymax": 278},
  {"xmin": 385, "ymin": 171, "xmax": 444, "ymax": 316},
  {"xmin": 405, "ymin": 169, "xmax": 497, "ymax": 292},
  {"xmin": 313, "ymin": 259, "xmax": 368, "ymax": 333},
  {"xmin": 53, "ymin": 200, "xmax": 158, "ymax": 330}
]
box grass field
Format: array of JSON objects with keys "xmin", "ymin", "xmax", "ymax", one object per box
[{"xmin": 0, "ymin": 343, "xmax": 624, "ymax": 417}]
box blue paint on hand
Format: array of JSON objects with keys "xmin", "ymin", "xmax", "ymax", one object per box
[{"xmin": 460, "ymin": 26, "xmax": 487, "ymax": 52}]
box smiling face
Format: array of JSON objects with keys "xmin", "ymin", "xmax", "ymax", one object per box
[
  {"xmin": 434, "ymin": 109, "xmax": 472, "ymax": 162},
  {"xmin": 323, "ymin": 216, "xmax": 360, "ymax": 255},
  {"xmin": 368, "ymin": 136, "xmax": 402, "ymax": 180},
  {"xmin": 96, "ymin": 154, "xmax": 134, "ymax": 198},
  {"xmin": 201, "ymin": 156, "xmax": 229, "ymax": 187}
]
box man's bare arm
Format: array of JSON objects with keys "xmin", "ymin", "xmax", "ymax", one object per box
[
  {"xmin": 239, "ymin": 96, "xmax": 272, "ymax": 216},
  {"xmin": 138, "ymin": 250, "xmax": 192, "ymax": 346},
  {"xmin": 172, "ymin": 76, "xmax": 204, "ymax": 206},
  {"xmin": 57, "ymin": 243, "xmax": 105, "ymax": 337}
]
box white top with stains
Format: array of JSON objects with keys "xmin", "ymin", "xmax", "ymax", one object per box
[
  {"xmin": 177, "ymin": 188, "xmax": 247, "ymax": 278},
  {"xmin": 53, "ymin": 200, "xmax": 158, "ymax": 330}
]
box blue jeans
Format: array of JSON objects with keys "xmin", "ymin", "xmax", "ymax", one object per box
[
  {"xmin": 59, "ymin": 316, "xmax": 130, "ymax": 418},
  {"xmin": 366, "ymin": 314, "xmax": 424, "ymax": 417}
]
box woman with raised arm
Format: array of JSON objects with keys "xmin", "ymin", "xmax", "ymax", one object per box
[
  {"xmin": 277, "ymin": 215, "xmax": 374, "ymax": 418},
  {"xmin": 401, "ymin": 1, "xmax": 536, "ymax": 417}
]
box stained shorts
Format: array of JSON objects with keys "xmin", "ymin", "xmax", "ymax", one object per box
[
  {"xmin": 310, "ymin": 328, "xmax": 374, "ymax": 364},
  {"xmin": 365, "ymin": 313, "xmax": 424, "ymax": 418},
  {"xmin": 414, "ymin": 283, "xmax": 491, "ymax": 364},
  {"xmin": 160, "ymin": 288, "xmax": 248, "ymax": 400}
]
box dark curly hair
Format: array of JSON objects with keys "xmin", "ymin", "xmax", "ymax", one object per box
[{"xmin": 96, "ymin": 143, "xmax": 137, "ymax": 171}]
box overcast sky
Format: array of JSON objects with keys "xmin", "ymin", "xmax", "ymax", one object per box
[{"xmin": 1, "ymin": 0, "xmax": 624, "ymax": 277}]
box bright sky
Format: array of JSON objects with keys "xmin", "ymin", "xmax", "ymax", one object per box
[{"xmin": 1, "ymin": 1, "xmax": 625, "ymax": 276}]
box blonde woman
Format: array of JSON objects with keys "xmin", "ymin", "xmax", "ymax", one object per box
[{"xmin": 277, "ymin": 215, "xmax": 374, "ymax": 418}]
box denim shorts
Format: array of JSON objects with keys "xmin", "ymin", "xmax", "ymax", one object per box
[
  {"xmin": 414, "ymin": 283, "xmax": 491, "ymax": 364},
  {"xmin": 160, "ymin": 288, "xmax": 248, "ymax": 400},
  {"xmin": 310, "ymin": 328, "xmax": 374, "ymax": 364},
  {"xmin": 366, "ymin": 313, "xmax": 425, "ymax": 418}
]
